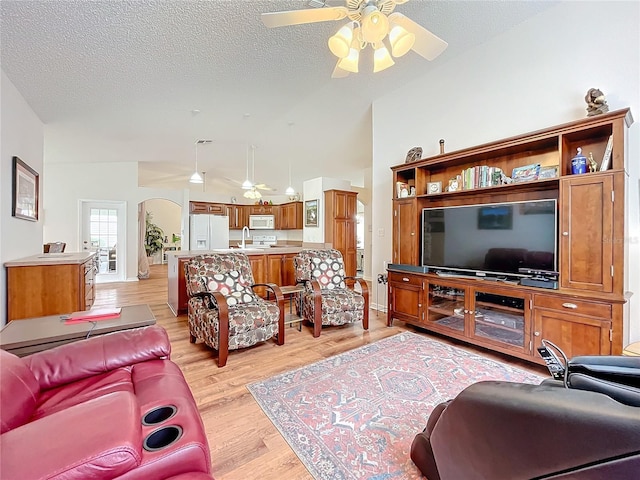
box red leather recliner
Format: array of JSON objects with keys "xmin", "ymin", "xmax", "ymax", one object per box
[{"xmin": 0, "ymin": 325, "xmax": 214, "ymax": 480}]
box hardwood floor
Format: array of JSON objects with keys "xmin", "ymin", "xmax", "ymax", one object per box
[{"xmin": 94, "ymin": 264, "xmax": 546, "ymax": 480}]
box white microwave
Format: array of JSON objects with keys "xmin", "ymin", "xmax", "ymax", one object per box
[{"xmin": 249, "ymin": 215, "xmax": 275, "ymax": 230}]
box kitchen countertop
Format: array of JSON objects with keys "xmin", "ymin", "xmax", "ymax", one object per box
[
  {"xmin": 168, "ymin": 246, "xmax": 305, "ymax": 258},
  {"xmin": 4, "ymin": 251, "xmax": 96, "ymax": 267}
]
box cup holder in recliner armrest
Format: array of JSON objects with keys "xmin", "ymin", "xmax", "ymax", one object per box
[
  {"xmin": 143, "ymin": 425, "xmax": 183, "ymax": 452},
  {"xmin": 142, "ymin": 405, "xmax": 177, "ymax": 426}
]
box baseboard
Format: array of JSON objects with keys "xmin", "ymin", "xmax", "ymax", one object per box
[{"xmin": 370, "ymin": 302, "xmax": 388, "ymax": 313}]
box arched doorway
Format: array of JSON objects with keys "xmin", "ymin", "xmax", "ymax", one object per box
[{"xmin": 138, "ymin": 198, "xmax": 182, "ymax": 278}]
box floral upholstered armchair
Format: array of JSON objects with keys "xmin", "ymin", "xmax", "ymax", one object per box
[
  {"xmin": 293, "ymin": 249, "xmax": 369, "ymax": 338},
  {"xmin": 184, "ymin": 252, "xmax": 285, "ymax": 367}
]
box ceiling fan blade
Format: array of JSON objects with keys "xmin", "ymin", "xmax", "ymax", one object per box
[
  {"xmin": 254, "ymin": 183, "xmax": 276, "ymax": 192},
  {"xmin": 331, "ymin": 61, "xmax": 350, "ymax": 78},
  {"xmin": 223, "ymin": 176, "xmax": 244, "ymax": 186},
  {"xmin": 261, "ymin": 6, "xmax": 348, "ymax": 28},
  {"xmin": 388, "ymin": 12, "xmax": 448, "ymax": 61}
]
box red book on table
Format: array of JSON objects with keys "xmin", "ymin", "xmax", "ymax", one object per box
[{"xmin": 63, "ymin": 307, "xmax": 122, "ymax": 324}]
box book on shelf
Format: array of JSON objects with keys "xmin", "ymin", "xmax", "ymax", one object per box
[
  {"xmin": 460, "ymin": 166, "xmax": 504, "ymax": 190},
  {"xmin": 600, "ymin": 135, "xmax": 613, "ymax": 171}
]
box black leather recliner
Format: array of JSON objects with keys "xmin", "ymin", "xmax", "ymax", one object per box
[{"xmin": 411, "ymin": 356, "xmax": 640, "ymax": 480}]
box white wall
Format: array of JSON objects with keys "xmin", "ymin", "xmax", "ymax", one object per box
[
  {"xmin": 0, "ymin": 71, "xmax": 44, "ymax": 326},
  {"xmin": 43, "ymin": 162, "xmax": 183, "ymax": 281},
  {"xmin": 371, "ymin": 1, "xmax": 640, "ymax": 343}
]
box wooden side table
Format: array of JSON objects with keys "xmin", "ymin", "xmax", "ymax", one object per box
[{"xmin": 280, "ymin": 285, "xmax": 305, "ymax": 331}]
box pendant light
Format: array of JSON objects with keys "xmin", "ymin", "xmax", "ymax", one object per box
[
  {"xmin": 189, "ymin": 141, "xmax": 203, "ymax": 184},
  {"xmin": 285, "ymin": 159, "xmax": 295, "ymax": 195},
  {"xmin": 285, "ymin": 122, "xmax": 295, "ymax": 195},
  {"xmin": 242, "ymin": 144, "xmax": 253, "ymax": 189},
  {"xmin": 243, "ymin": 145, "xmax": 261, "ymax": 199}
]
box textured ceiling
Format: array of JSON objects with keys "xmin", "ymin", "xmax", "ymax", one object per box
[{"xmin": 1, "ymin": 0, "xmax": 556, "ymax": 198}]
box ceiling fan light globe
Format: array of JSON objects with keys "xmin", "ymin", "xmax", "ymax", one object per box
[
  {"xmin": 328, "ymin": 23, "xmax": 353, "ymax": 59},
  {"xmin": 373, "ymin": 44, "xmax": 395, "ymax": 72},
  {"xmin": 244, "ymin": 188, "xmax": 262, "ymax": 200},
  {"xmin": 361, "ymin": 6, "xmax": 389, "ymax": 44},
  {"xmin": 337, "ymin": 47, "xmax": 360, "ymax": 73},
  {"xmin": 389, "ymin": 25, "xmax": 415, "ymax": 57},
  {"xmin": 189, "ymin": 172, "xmax": 204, "ymax": 184}
]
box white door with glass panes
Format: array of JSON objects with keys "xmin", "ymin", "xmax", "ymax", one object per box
[{"xmin": 81, "ymin": 201, "xmax": 126, "ymax": 282}]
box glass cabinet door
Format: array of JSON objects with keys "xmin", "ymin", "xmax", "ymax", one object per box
[
  {"xmin": 426, "ymin": 282, "xmax": 467, "ymax": 333},
  {"xmin": 472, "ymin": 290, "xmax": 528, "ymax": 350}
]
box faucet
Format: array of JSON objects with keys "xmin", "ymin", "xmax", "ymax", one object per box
[{"xmin": 241, "ymin": 226, "xmax": 250, "ymax": 249}]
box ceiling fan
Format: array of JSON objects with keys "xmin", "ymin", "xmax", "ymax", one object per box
[
  {"xmin": 223, "ymin": 145, "xmax": 276, "ymax": 199},
  {"xmin": 261, "ymin": 0, "xmax": 448, "ymax": 77}
]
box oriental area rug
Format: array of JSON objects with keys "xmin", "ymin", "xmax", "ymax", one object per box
[{"xmin": 247, "ymin": 332, "xmax": 544, "ymax": 480}]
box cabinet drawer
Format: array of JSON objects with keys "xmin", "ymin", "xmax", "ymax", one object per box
[
  {"xmin": 534, "ymin": 295, "xmax": 611, "ymax": 319},
  {"xmin": 388, "ymin": 272, "xmax": 422, "ymax": 287}
]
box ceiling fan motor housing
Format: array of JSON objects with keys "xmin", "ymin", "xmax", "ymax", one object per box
[{"xmin": 347, "ymin": 0, "xmax": 397, "ymax": 22}]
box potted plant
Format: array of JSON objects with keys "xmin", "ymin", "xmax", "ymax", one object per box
[{"xmin": 145, "ymin": 212, "xmax": 164, "ymax": 264}]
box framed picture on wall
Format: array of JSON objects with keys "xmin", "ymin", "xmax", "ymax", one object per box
[
  {"xmin": 12, "ymin": 156, "xmax": 39, "ymax": 221},
  {"xmin": 305, "ymin": 199, "xmax": 318, "ymax": 227}
]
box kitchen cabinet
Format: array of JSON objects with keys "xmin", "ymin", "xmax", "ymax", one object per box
[
  {"xmin": 248, "ymin": 204, "xmax": 274, "ymax": 215},
  {"xmin": 226, "ymin": 204, "xmax": 248, "ymax": 230},
  {"xmin": 248, "ymin": 254, "xmax": 268, "ymax": 297},
  {"xmin": 189, "ymin": 201, "xmax": 301, "ymax": 230},
  {"xmin": 189, "ymin": 201, "xmax": 226, "ymax": 215},
  {"xmin": 324, "ymin": 190, "xmax": 357, "ymax": 277},
  {"xmin": 277, "ymin": 202, "xmax": 303, "ymax": 230},
  {"xmin": 5, "ymin": 252, "xmax": 97, "ymax": 321},
  {"xmin": 266, "ymin": 253, "xmax": 298, "ymax": 286}
]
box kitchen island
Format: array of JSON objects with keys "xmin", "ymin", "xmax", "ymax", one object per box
[
  {"xmin": 5, "ymin": 252, "xmax": 97, "ymax": 321},
  {"xmin": 167, "ymin": 247, "xmax": 304, "ymax": 316}
]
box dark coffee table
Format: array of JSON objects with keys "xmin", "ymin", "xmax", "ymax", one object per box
[{"xmin": 0, "ymin": 304, "xmax": 156, "ymax": 357}]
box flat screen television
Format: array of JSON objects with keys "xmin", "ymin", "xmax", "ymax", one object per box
[{"xmin": 421, "ymin": 199, "xmax": 557, "ymax": 277}]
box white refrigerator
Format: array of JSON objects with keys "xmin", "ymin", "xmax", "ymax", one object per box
[{"xmin": 189, "ymin": 215, "xmax": 230, "ymax": 250}]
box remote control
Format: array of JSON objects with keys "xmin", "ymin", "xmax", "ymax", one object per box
[{"xmin": 537, "ymin": 345, "xmax": 565, "ymax": 380}]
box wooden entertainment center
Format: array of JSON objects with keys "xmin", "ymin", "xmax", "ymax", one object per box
[{"xmin": 387, "ymin": 109, "xmax": 633, "ymax": 366}]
